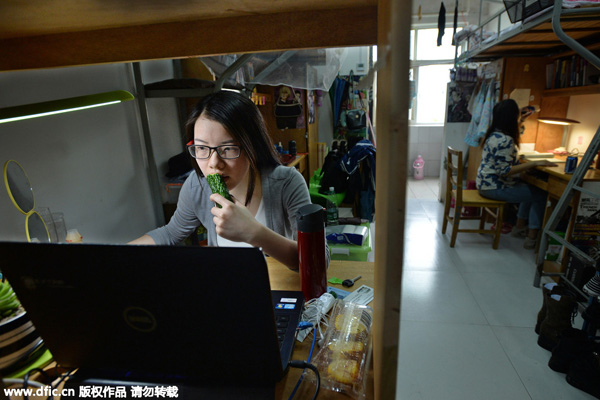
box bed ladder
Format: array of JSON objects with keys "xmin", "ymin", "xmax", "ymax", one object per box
[
  {"xmin": 551, "ymin": 0, "xmax": 600, "ymax": 71},
  {"xmin": 533, "ymin": 0, "xmax": 600, "ymax": 294},
  {"xmin": 533, "ymin": 124, "xmax": 600, "ymax": 295}
]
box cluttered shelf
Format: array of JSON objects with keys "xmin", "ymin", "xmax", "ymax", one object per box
[{"xmin": 543, "ymin": 83, "xmax": 600, "ymax": 97}]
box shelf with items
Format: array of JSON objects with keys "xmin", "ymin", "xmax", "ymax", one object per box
[
  {"xmin": 251, "ymin": 91, "xmax": 272, "ymax": 106},
  {"xmin": 283, "ymin": 153, "xmax": 308, "ymax": 182},
  {"xmin": 544, "ymin": 83, "xmax": 600, "ymax": 97},
  {"xmin": 543, "ymin": 52, "xmax": 600, "ymax": 92},
  {"xmin": 534, "ymin": 151, "xmax": 600, "ymax": 312}
]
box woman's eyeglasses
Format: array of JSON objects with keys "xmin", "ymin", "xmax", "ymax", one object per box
[{"xmin": 187, "ymin": 144, "xmax": 242, "ymax": 160}]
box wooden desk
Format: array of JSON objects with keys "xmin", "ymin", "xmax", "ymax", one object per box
[
  {"xmin": 520, "ymin": 161, "xmax": 600, "ymax": 275},
  {"xmin": 267, "ymin": 258, "xmax": 375, "ymax": 400},
  {"xmin": 520, "ymin": 163, "xmax": 600, "ymax": 200}
]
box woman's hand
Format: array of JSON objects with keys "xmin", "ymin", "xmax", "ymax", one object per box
[
  {"xmin": 508, "ymin": 158, "xmax": 558, "ymax": 175},
  {"xmin": 209, "ymin": 192, "xmax": 299, "ymax": 269},
  {"xmin": 534, "ymin": 159, "xmax": 559, "ymax": 167},
  {"xmin": 209, "ymin": 193, "xmax": 263, "ymax": 244}
]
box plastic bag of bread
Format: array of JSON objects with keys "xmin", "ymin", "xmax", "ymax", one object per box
[{"xmin": 307, "ymin": 299, "xmax": 373, "ymax": 398}]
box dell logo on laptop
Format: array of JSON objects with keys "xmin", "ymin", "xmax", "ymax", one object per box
[{"xmin": 123, "ymin": 306, "xmax": 157, "ymax": 332}]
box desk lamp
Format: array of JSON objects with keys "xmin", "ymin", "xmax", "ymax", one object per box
[
  {"xmin": 537, "ymin": 117, "xmax": 580, "ymax": 153},
  {"xmin": 0, "ymin": 90, "xmax": 134, "ymax": 124}
]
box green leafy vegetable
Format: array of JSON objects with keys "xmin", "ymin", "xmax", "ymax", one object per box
[
  {"xmin": 206, "ymin": 174, "xmax": 233, "ymax": 208},
  {"xmin": 0, "ymin": 280, "xmax": 21, "ymax": 318}
]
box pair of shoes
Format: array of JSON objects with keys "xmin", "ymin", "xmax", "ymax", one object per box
[
  {"xmin": 511, "ymin": 226, "xmax": 527, "ymax": 237},
  {"xmin": 566, "ymin": 350, "xmax": 600, "ymax": 399},
  {"xmin": 491, "ymin": 222, "xmax": 513, "ymax": 234},
  {"xmin": 538, "ymin": 292, "xmax": 578, "ymax": 351},
  {"xmin": 583, "ymin": 302, "xmax": 600, "ymax": 336},
  {"xmin": 524, "ymin": 236, "xmax": 537, "ymax": 249},
  {"xmin": 501, "ymin": 222, "xmax": 513, "ymax": 234},
  {"xmin": 583, "ymin": 275, "xmax": 600, "ymax": 297},
  {"xmin": 535, "ymin": 283, "xmax": 570, "ymax": 334},
  {"xmin": 548, "ymin": 328, "xmax": 592, "ymax": 373}
]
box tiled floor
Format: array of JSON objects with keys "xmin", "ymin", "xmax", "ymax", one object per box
[{"xmin": 395, "ymin": 178, "xmax": 594, "ymax": 400}]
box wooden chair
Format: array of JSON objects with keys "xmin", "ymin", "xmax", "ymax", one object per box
[{"xmin": 441, "ymin": 147, "xmax": 506, "ymax": 249}]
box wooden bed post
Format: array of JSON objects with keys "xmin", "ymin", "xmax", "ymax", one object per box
[{"xmin": 374, "ymin": 0, "xmax": 410, "ymax": 399}]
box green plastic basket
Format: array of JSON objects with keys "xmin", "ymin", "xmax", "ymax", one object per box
[{"xmin": 309, "ymin": 169, "xmax": 345, "ymax": 208}]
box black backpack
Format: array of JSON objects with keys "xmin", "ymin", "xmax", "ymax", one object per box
[{"xmin": 319, "ymin": 149, "xmax": 349, "ymax": 195}]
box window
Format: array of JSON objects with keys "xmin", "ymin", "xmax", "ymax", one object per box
[{"xmin": 410, "ymin": 27, "xmax": 460, "ymax": 124}]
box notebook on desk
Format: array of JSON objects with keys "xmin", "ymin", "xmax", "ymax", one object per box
[{"xmin": 0, "ymin": 242, "xmax": 304, "ymax": 391}]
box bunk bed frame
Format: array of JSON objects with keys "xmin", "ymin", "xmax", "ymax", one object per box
[
  {"xmin": 0, "ymin": 1, "xmax": 378, "ymax": 72},
  {"xmin": 455, "ymin": 0, "xmax": 600, "ymax": 65}
]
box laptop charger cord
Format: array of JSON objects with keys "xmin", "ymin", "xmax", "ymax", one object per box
[
  {"xmin": 297, "ymin": 321, "xmax": 313, "ymax": 330},
  {"xmin": 297, "ymin": 293, "xmax": 335, "ymax": 344},
  {"xmin": 287, "ymin": 360, "xmax": 320, "ymax": 400},
  {"xmin": 287, "ymin": 321, "xmax": 319, "ymax": 400}
]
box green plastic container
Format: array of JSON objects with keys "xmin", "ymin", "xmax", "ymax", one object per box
[
  {"xmin": 327, "ymin": 222, "xmax": 372, "ymax": 262},
  {"xmin": 309, "ymin": 169, "xmax": 346, "ymax": 208},
  {"xmin": 545, "ymin": 232, "xmax": 565, "ymax": 261}
]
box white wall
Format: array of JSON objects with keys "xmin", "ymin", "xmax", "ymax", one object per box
[
  {"xmin": 318, "ymin": 94, "xmax": 334, "ymax": 145},
  {"xmin": 0, "ymin": 61, "xmax": 180, "ymax": 243},
  {"xmin": 408, "ymin": 125, "xmax": 444, "ymax": 178},
  {"xmin": 566, "ymin": 94, "xmax": 600, "ymax": 154},
  {"xmin": 339, "ymin": 47, "xmax": 370, "ymax": 76}
]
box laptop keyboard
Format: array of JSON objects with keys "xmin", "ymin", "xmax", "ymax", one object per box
[{"xmin": 275, "ymin": 313, "xmax": 290, "ymax": 348}]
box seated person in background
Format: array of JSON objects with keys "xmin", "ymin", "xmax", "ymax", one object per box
[
  {"xmin": 476, "ymin": 99, "xmax": 557, "ymax": 249},
  {"xmin": 130, "ymin": 91, "xmax": 319, "ymax": 270}
]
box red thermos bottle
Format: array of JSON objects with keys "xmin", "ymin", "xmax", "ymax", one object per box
[{"xmin": 296, "ymin": 204, "xmax": 327, "ymax": 301}]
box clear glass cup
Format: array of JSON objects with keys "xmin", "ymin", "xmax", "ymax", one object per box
[
  {"xmin": 51, "ymin": 212, "xmax": 67, "ymax": 243},
  {"xmin": 38, "ymin": 207, "xmax": 58, "ymax": 243}
]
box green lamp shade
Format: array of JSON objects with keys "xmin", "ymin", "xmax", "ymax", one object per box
[{"xmin": 0, "ymin": 90, "xmax": 134, "ymax": 124}]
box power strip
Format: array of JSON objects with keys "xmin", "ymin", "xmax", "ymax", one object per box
[
  {"xmin": 296, "ymin": 292, "xmax": 336, "ymax": 343},
  {"xmin": 316, "ymin": 293, "xmax": 335, "ymax": 315}
]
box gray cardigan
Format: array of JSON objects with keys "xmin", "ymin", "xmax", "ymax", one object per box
[{"xmin": 148, "ymin": 165, "xmax": 311, "ymax": 246}]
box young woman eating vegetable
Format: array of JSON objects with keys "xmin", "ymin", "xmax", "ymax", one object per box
[{"xmin": 129, "ymin": 91, "xmax": 320, "ymax": 270}]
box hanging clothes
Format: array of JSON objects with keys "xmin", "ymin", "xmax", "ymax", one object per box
[
  {"xmin": 437, "ymin": 2, "xmax": 446, "ymax": 46},
  {"xmin": 477, "ymin": 81, "xmax": 497, "ymax": 140},
  {"xmin": 331, "ymin": 76, "xmax": 348, "ymax": 129},
  {"xmin": 467, "ymin": 79, "xmax": 484, "ymax": 115},
  {"xmin": 464, "ymin": 79, "xmax": 490, "ymax": 146},
  {"xmin": 464, "ymin": 79, "xmax": 497, "ymax": 146},
  {"xmin": 341, "ymin": 140, "xmax": 376, "ymax": 222},
  {"xmin": 452, "ymin": 1, "xmax": 458, "ymax": 45}
]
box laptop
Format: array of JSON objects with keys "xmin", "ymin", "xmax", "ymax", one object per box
[{"xmin": 0, "ymin": 242, "xmax": 304, "ymax": 395}]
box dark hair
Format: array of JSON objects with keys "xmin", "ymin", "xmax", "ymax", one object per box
[
  {"xmin": 185, "ymin": 91, "xmax": 281, "ymax": 206},
  {"xmin": 481, "ymin": 99, "xmax": 521, "ymax": 147}
]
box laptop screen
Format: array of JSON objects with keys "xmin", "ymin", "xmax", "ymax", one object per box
[{"xmin": 0, "ymin": 242, "xmax": 298, "ymax": 386}]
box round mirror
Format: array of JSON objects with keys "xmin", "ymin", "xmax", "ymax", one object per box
[
  {"xmin": 25, "ymin": 211, "xmax": 51, "ymax": 243},
  {"xmin": 3, "ymin": 160, "xmax": 35, "ymax": 215}
]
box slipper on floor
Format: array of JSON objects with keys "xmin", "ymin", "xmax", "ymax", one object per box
[
  {"xmin": 511, "ymin": 226, "xmax": 528, "ymax": 237},
  {"xmin": 491, "ymin": 222, "xmax": 513, "ymax": 234}
]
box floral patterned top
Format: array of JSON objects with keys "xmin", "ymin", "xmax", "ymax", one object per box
[{"xmin": 476, "ymin": 131, "xmax": 518, "ymax": 190}]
